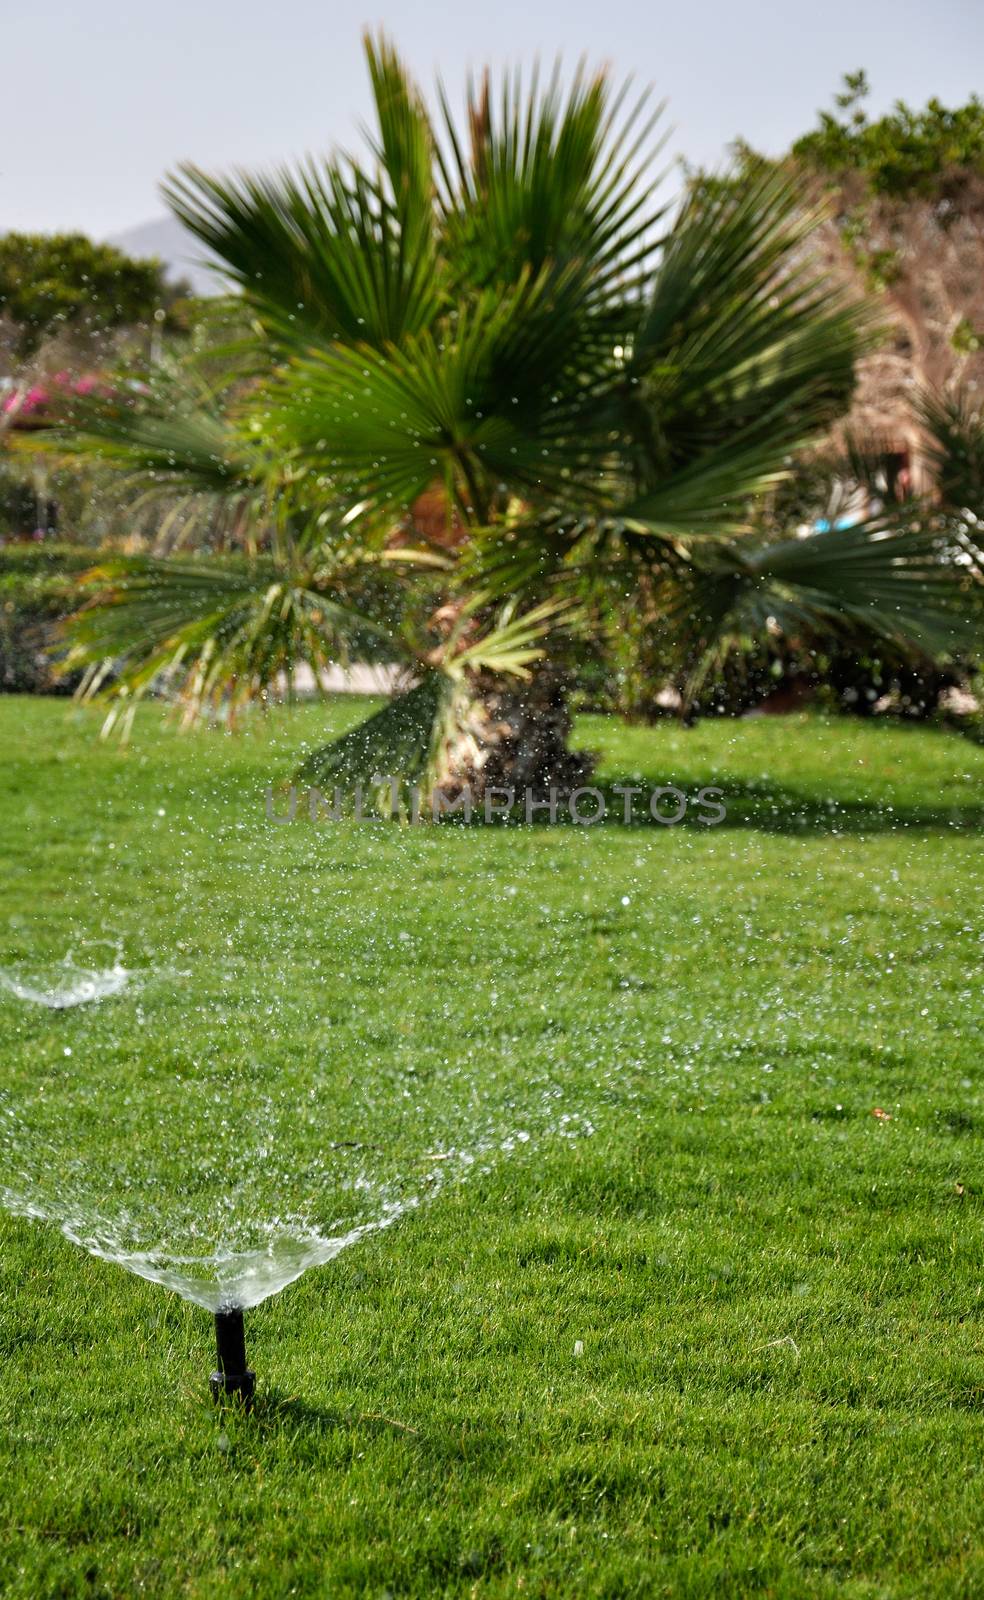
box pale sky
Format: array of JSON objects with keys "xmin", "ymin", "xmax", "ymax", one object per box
[{"xmin": 3, "ymin": 0, "xmax": 982, "ymax": 238}]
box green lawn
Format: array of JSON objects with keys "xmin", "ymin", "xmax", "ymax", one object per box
[{"xmin": 0, "ymin": 695, "xmax": 982, "ymax": 1599}]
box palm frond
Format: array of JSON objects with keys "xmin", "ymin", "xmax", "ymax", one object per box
[
  {"xmin": 624, "ymin": 167, "xmax": 872, "ymax": 485},
  {"xmin": 444, "ymin": 596, "xmax": 573, "ymax": 679},
  {"xmin": 22, "ymin": 371, "xmax": 277, "ymax": 554},
  {"xmin": 439, "ymin": 58, "xmax": 667, "ymax": 307},
  {"xmin": 295, "ymin": 673, "xmax": 456, "ymax": 801},
  {"xmin": 64, "ymin": 554, "xmax": 408, "ymax": 728},
  {"xmin": 915, "ymin": 388, "xmax": 984, "ymax": 517},
  {"xmin": 267, "ymin": 275, "xmax": 621, "ymax": 520},
  {"xmin": 27, "ymin": 373, "xmax": 254, "ymax": 496},
  {"xmin": 165, "ymin": 155, "xmax": 441, "ymax": 358},
  {"xmin": 457, "ymin": 512, "xmax": 583, "ymax": 596},
  {"xmin": 363, "ymin": 31, "xmax": 437, "ymax": 228},
  {"xmin": 672, "ymin": 516, "xmax": 984, "ymax": 687},
  {"xmin": 621, "ymin": 406, "xmax": 820, "ymax": 536}
]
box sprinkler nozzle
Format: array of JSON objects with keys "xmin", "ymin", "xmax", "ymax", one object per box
[{"xmin": 210, "ymin": 1307, "xmax": 255, "ymax": 1409}]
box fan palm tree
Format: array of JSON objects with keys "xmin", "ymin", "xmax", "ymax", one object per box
[{"xmin": 39, "ymin": 36, "xmax": 983, "ymax": 801}]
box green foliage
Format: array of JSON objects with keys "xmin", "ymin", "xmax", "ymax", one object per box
[
  {"xmin": 678, "ymin": 513, "xmax": 982, "ymax": 669},
  {"xmin": 296, "ymin": 672, "xmax": 454, "ymax": 796},
  {"xmin": 0, "ymin": 232, "xmax": 188, "ymax": 359},
  {"xmin": 0, "ymin": 542, "xmax": 95, "ymax": 692},
  {"xmin": 916, "ymin": 388, "xmax": 984, "ymax": 512},
  {"xmin": 62, "ymin": 549, "xmax": 416, "ymax": 735},
  {"xmin": 950, "ymin": 316, "xmax": 983, "ymax": 356},
  {"xmin": 43, "ymin": 36, "xmax": 984, "ymax": 778},
  {"xmin": 692, "ymin": 633, "xmax": 959, "ymax": 720},
  {"xmin": 675, "ymin": 391, "xmax": 984, "ymax": 713},
  {"xmin": 793, "ymin": 73, "xmax": 984, "ymax": 198},
  {"xmin": 0, "ymin": 462, "xmax": 37, "ymax": 534}
]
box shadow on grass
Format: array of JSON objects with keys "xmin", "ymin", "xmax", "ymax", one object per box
[
  {"xmin": 427, "ymin": 778, "xmax": 984, "ymax": 836},
  {"xmin": 242, "ymin": 1389, "xmax": 508, "ymax": 1468},
  {"xmin": 249, "ymin": 1388, "xmax": 424, "ymax": 1443},
  {"xmin": 607, "ymin": 778, "xmax": 984, "ymax": 836}
]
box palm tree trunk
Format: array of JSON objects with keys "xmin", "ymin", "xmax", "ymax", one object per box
[{"xmin": 435, "ymin": 667, "xmax": 596, "ymax": 801}]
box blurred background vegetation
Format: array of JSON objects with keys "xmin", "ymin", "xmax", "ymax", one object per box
[{"xmin": 2, "ymin": 67, "xmax": 983, "ymax": 736}]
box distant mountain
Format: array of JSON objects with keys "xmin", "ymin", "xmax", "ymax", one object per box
[{"xmin": 110, "ymin": 215, "xmax": 225, "ymax": 297}]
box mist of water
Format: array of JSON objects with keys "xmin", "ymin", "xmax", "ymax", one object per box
[
  {"xmin": 0, "ymin": 962, "xmax": 130, "ymax": 1009},
  {"xmin": 0, "ymin": 957, "xmax": 593, "ymax": 1310}
]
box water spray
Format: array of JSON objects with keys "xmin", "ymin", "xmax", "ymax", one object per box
[{"xmin": 209, "ymin": 1307, "xmax": 255, "ymax": 1409}]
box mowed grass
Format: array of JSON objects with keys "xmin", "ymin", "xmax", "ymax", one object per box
[{"xmin": 0, "ymin": 694, "xmax": 982, "ymax": 1599}]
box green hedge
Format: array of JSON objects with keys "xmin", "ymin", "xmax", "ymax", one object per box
[{"xmin": 0, "ymin": 542, "xmax": 98, "ymax": 693}]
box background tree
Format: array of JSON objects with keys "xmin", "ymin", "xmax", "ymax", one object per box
[
  {"xmin": 0, "ymin": 233, "xmax": 188, "ymax": 364},
  {"xmin": 0, "ymin": 234, "xmax": 199, "ymax": 540},
  {"xmin": 787, "ymin": 76, "xmax": 984, "ymax": 473}
]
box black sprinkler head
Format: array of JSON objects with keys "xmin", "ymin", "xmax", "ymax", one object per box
[{"xmin": 210, "ymin": 1306, "xmax": 255, "ymax": 1409}]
